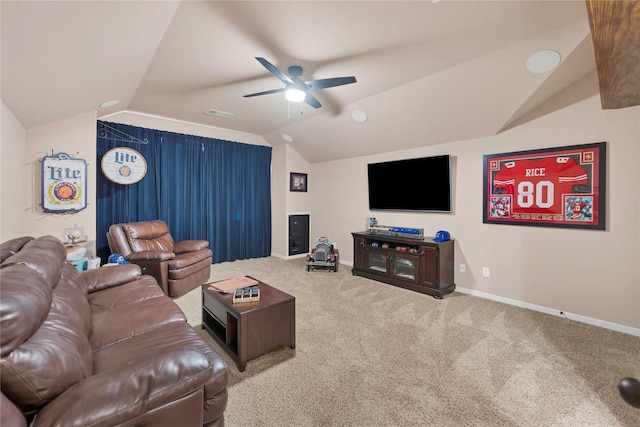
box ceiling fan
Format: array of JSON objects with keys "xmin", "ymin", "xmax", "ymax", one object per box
[{"xmin": 243, "ymin": 57, "xmax": 357, "ymax": 109}]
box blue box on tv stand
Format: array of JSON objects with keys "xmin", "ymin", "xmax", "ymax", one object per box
[
  {"xmin": 388, "ymin": 227, "xmax": 421, "ymax": 235},
  {"xmin": 369, "ymin": 225, "xmax": 424, "ymax": 240}
]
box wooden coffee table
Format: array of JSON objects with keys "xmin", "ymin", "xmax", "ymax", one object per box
[{"xmin": 202, "ymin": 277, "xmax": 295, "ymax": 372}]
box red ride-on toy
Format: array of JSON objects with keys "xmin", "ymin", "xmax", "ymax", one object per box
[{"xmin": 306, "ymin": 237, "xmax": 339, "ymax": 272}]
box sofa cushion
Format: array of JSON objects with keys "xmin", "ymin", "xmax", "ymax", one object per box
[
  {"xmin": 122, "ymin": 221, "xmax": 175, "ymax": 252},
  {"xmin": 168, "ymin": 252, "xmax": 212, "ymax": 279},
  {"xmin": 169, "ymin": 249, "xmax": 212, "ymax": 269},
  {"xmin": 30, "ymin": 348, "xmax": 212, "ymax": 427},
  {"xmin": 1, "ymin": 236, "xmax": 66, "ymax": 285},
  {"xmin": 0, "ymin": 237, "xmax": 93, "ymax": 413},
  {"xmin": 0, "ymin": 270, "xmax": 93, "ymax": 412},
  {"xmin": 93, "ymin": 322, "xmax": 228, "ymax": 425},
  {"xmin": 89, "ymin": 293, "xmax": 187, "ymax": 351},
  {"xmin": 174, "ymin": 239, "xmax": 209, "ymax": 254},
  {"xmin": 0, "ymin": 236, "xmax": 34, "ymax": 263},
  {"xmin": 88, "ymin": 275, "xmax": 164, "ymax": 313},
  {"xmin": 83, "ymin": 263, "xmax": 142, "ymax": 293},
  {"xmin": 0, "ymin": 265, "xmax": 51, "ymax": 356},
  {"xmin": 93, "ymin": 322, "xmax": 228, "ymax": 399},
  {"xmin": 52, "ymin": 263, "xmax": 92, "ymax": 337},
  {"xmin": 1, "ymin": 392, "xmax": 27, "ymax": 427}
]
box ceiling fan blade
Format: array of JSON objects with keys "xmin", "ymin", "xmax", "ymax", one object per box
[
  {"xmin": 246, "ymin": 58, "xmax": 355, "ymax": 109},
  {"xmin": 255, "ymin": 57, "xmax": 293, "ymax": 85},
  {"xmin": 306, "ymin": 76, "xmax": 357, "ymax": 91},
  {"xmin": 243, "ymin": 87, "xmax": 287, "ymax": 98},
  {"xmin": 304, "ymin": 92, "xmax": 322, "ymax": 109}
]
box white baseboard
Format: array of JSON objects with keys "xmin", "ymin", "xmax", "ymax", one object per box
[
  {"xmin": 270, "ymin": 252, "xmax": 307, "ymax": 261},
  {"xmin": 268, "ymin": 257, "xmax": 639, "ymax": 336},
  {"xmin": 455, "ymin": 286, "xmax": 640, "ymax": 337}
]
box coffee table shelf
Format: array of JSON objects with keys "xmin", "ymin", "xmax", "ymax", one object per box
[{"xmin": 202, "ymin": 277, "xmax": 295, "ymax": 372}]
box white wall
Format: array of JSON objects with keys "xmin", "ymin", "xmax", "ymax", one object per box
[
  {"xmin": 1, "ymin": 100, "xmax": 28, "ymax": 241},
  {"xmin": 1, "ymin": 110, "xmax": 99, "ymax": 242},
  {"xmin": 271, "ymin": 144, "xmax": 287, "ymax": 257},
  {"xmin": 268, "ymin": 143, "xmax": 313, "ymax": 259},
  {"xmin": 311, "ymin": 97, "xmax": 640, "ymax": 331}
]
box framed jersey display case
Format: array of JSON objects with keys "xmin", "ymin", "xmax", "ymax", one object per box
[{"xmin": 483, "ymin": 142, "xmax": 606, "ymax": 230}]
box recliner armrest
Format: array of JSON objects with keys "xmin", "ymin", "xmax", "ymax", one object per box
[
  {"xmin": 175, "ymin": 240, "xmax": 209, "ymax": 254},
  {"xmin": 82, "ymin": 264, "xmax": 142, "ymax": 293},
  {"xmin": 31, "ymin": 349, "xmax": 212, "ymax": 427},
  {"xmin": 126, "ymin": 250, "xmax": 175, "ymax": 262}
]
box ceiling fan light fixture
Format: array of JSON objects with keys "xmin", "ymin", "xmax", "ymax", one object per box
[{"xmin": 285, "ymin": 89, "xmax": 306, "ymax": 103}]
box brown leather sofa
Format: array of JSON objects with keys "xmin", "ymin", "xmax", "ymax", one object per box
[
  {"xmin": 106, "ymin": 220, "xmax": 213, "ymax": 298},
  {"xmin": 0, "ymin": 235, "xmax": 228, "ymax": 427}
]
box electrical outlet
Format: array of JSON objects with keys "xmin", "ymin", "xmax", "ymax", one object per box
[
  {"xmin": 459, "ymin": 263, "xmax": 466, "ymax": 273},
  {"xmin": 482, "ymin": 267, "xmax": 490, "ymax": 277}
]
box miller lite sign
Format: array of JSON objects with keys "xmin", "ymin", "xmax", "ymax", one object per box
[
  {"xmin": 101, "ymin": 147, "xmax": 147, "ymax": 185},
  {"xmin": 42, "ymin": 152, "xmax": 87, "ymax": 213}
]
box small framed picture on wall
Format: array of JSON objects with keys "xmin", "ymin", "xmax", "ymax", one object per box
[{"xmin": 290, "ymin": 172, "xmax": 307, "ymax": 192}]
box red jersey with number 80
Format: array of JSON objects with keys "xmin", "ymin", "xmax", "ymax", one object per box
[{"xmin": 493, "ymin": 157, "xmax": 588, "ymax": 213}]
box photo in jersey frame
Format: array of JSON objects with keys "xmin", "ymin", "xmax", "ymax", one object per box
[{"xmin": 482, "ymin": 142, "xmax": 606, "ymax": 230}]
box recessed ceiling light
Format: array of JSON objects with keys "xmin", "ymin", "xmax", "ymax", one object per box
[
  {"xmin": 527, "ymin": 50, "xmax": 561, "ymax": 74},
  {"xmin": 352, "ymin": 110, "xmax": 367, "ymax": 122},
  {"xmin": 282, "ymin": 133, "xmax": 293, "ymax": 142},
  {"xmin": 100, "ymin": 99, "xmax": 120, "ymax": 108}
]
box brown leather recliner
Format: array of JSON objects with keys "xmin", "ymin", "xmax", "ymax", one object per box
[{"xmin": 107, "ymin": 220, "xmax": 212, "ymax": 298}]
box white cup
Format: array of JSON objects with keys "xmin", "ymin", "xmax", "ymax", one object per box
[{"xmin": 87, "ymin": 256, "xmax": 101, "ymax": 269}]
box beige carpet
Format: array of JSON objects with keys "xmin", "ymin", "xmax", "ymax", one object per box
[{"xmin": 174, "ymin": 257, "xmax": 640, "ymax": 426}]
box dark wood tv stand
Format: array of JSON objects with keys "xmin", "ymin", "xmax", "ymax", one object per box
[{"xmin": 351, "ymin": 232, "xmax": 455, "ymax": 298}]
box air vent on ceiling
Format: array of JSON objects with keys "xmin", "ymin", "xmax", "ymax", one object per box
[{"xmin": 205, "ymin": 109, "xmax": 234, "ymax": 119}]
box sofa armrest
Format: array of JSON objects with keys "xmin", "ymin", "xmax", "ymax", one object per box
[
  {"xmin": 32, "ymin": 349, "xmax": 212, "ymax": 427},
  {"xmin": 82, "ymin": 264, "xmax": 142, "ymax": 293},
  {"xmin": 175, "ymin": 240, "xmax": 209, "ymax": 254},
  {"xmin": 1, "ymin": 392, "xmax": 27, "ymax": 427},
  {"xmin": 127, "ymin": 250, "xmax": 175, "ymax": 262}
]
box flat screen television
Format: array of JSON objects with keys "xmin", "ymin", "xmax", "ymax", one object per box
[{"xmin": 367, "ymin": 154, "xmax": 452, "ymax": 212}]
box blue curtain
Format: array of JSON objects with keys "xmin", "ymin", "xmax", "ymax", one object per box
[{"xmin": 96, "ymin": 121, "xmax": 272, "ymax": 264}]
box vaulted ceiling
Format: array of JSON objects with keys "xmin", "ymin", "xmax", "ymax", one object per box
[{"xmin": 0, "ymin": 1, "xmax": 627, "ymax": 163}]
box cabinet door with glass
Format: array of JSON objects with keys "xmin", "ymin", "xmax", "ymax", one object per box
[
  {"xmin": 364, "ymin": 247, "xmax": 389, "ymax": 275},
  {"xmin": 389, "ymin": 252, "xmax": 420, "ymax": 284}
]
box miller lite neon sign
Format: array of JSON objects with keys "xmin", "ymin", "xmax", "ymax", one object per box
[{"xmin": 42, "ymin": 152, "xmax": 87, "ymax": 213}]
